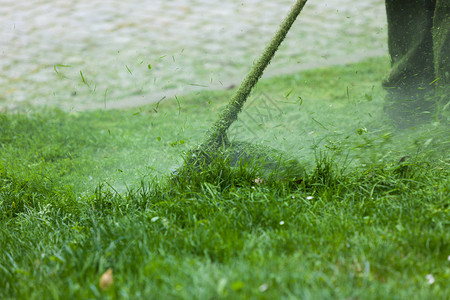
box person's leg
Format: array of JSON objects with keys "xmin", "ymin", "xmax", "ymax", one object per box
[
  {"xmin": 383, "ymin": 0, "xmax": 436, "ymax": 127},
  {"xmin": 432, "ymin": 0, "xmax": 450, "ymax": 114}
]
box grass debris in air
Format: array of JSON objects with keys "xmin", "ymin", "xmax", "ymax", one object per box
[{"xmin": 0, "ymin": 57, "xmax": 449, "ymax": 299}]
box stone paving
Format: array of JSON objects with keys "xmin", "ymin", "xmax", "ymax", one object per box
[{"xmin": 0, "ymin": 0, "xmax": 387, "ymax": 111}]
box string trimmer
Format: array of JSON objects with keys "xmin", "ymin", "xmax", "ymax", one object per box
[{"xmin": 176, "ymin": 0, "xmax": 308, "ymax": 180}]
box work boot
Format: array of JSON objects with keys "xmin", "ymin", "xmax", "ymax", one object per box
[{"xmin": 383, "ymin": 86, "xmax": 435, "ymax": 129}]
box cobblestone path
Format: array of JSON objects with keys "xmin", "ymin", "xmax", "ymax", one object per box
[{"xmin": 1, "ymin": 0, "xmax": 387, "ymax": 111}]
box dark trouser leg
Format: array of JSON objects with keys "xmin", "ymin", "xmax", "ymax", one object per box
[
  {"xmin": 433, "ymin": 0, "xmax": 450, "ymax": 111},
  {"xmin": 383, "ymin": 0, "xmax": 436, "ymax": 126}
]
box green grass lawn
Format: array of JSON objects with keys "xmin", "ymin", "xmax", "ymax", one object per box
[{"xmin": 1, "ymin": 57, "xmax": 449, "ymax": 299}]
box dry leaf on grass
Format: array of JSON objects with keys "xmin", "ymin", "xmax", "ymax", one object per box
[{"xmin": 99, "ymin": 268, "xmax": 113, "ymax": 290}]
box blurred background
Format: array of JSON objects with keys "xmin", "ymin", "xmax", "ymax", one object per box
[{"xmin": 0, "ymin": 0, "xmax": 387, "ymax": 111}]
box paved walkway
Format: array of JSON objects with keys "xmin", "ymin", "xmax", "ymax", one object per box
[{"xmin": 1, "ymin": 0, "xmax": 387, "ymax": 111}]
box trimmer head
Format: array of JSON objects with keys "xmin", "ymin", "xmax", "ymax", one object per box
[{"xmin": 176, "ymin": 0, "xmax": 308, "ymax": 180}]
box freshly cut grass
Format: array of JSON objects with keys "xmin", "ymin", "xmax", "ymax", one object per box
[{"xmin": 0, "ymin": 57, "xmax": 449, "ymax": 299}]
